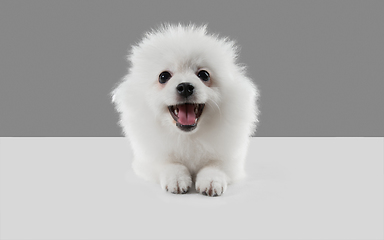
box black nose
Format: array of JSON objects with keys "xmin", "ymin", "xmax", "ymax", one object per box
[{"xmin": 176, "ymin": 82, "xmax": 194, "ymax": 98}]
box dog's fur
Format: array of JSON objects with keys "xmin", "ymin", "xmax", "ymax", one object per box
[{"xmin": 112, "ymin": 24, "xmax": 259, "ymax": 196}]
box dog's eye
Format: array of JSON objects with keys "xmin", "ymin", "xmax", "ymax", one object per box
[
  {"xmin": 197, "ymin": 70, "xmax": 210, "ymax": 82},
  {"xmin": 159, "ymin": 71, "xmax": 172, "ymax": 84}
]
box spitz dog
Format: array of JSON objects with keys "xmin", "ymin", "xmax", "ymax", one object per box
[{"xmin": 112, "ymin": 24, "xmax": 259, "ymax": 196}]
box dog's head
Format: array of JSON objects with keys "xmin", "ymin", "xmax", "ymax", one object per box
[
  {"xmin": 115, "ymin": 24, "xmax": 247, "ymax": 134},
  {"xmin": 159, "ymin": 69, "xmax": 211, "ymax": 132}
]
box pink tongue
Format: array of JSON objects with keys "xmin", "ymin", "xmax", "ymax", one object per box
[{"xmin": 178, "ymin": 104, "xmax": 196, "ymax": 125}]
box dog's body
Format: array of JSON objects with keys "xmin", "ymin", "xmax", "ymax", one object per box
[{"xmin": 112, "ymin": 24, "xmax": 259, "ymax": 196}]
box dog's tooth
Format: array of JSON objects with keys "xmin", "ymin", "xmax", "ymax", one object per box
[
  {"xmin": 174, "ymin": 108, "xmax": 179, "ymax": 116},
  {"xmin": 194, "ymin": 105, "xmax": 198, "ymax": 114}
]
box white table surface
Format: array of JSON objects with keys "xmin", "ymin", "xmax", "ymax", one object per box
[{"xmin": 1, "ymin": 137, "xmax": 383, "ymax": 240}]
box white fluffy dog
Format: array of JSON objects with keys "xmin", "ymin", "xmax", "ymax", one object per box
[{"xmin": 112, "ymin": 24, "xmax": 259, "ymax": 196}]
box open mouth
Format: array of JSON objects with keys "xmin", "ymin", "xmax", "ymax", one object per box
[{"xmin": 168, "ymin": 103, "xmax": 205, "ymax": 132}]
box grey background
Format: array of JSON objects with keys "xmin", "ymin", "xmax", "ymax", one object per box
[{"xmin": 0, "ymin": 1, "xmax": 383, "ymax": 137}]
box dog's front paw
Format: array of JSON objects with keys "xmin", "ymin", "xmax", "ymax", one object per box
[
  {"xmin": 195, "ymin": 167, "xmax": 228, "ymax": 197},
  {"xmin": 164, "ymin": 176, "xmax": 191, "ymax": 194},
  {"xmin": 160, "ymin": 164, "xmax": 192, "ymax": 194}
]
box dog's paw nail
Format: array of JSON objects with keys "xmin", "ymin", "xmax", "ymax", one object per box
[{"xmin": 181, "ymin": 188, "xmax": 189, "ymax": 194}]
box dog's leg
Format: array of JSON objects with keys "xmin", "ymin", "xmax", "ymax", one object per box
[
  {"xmin": 195, "ymin": 166, "xmax": 228, "ymax": 197},
  {"xmin": 159, "ymin": 163, "xmax": 192, "ymax": 194}
]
